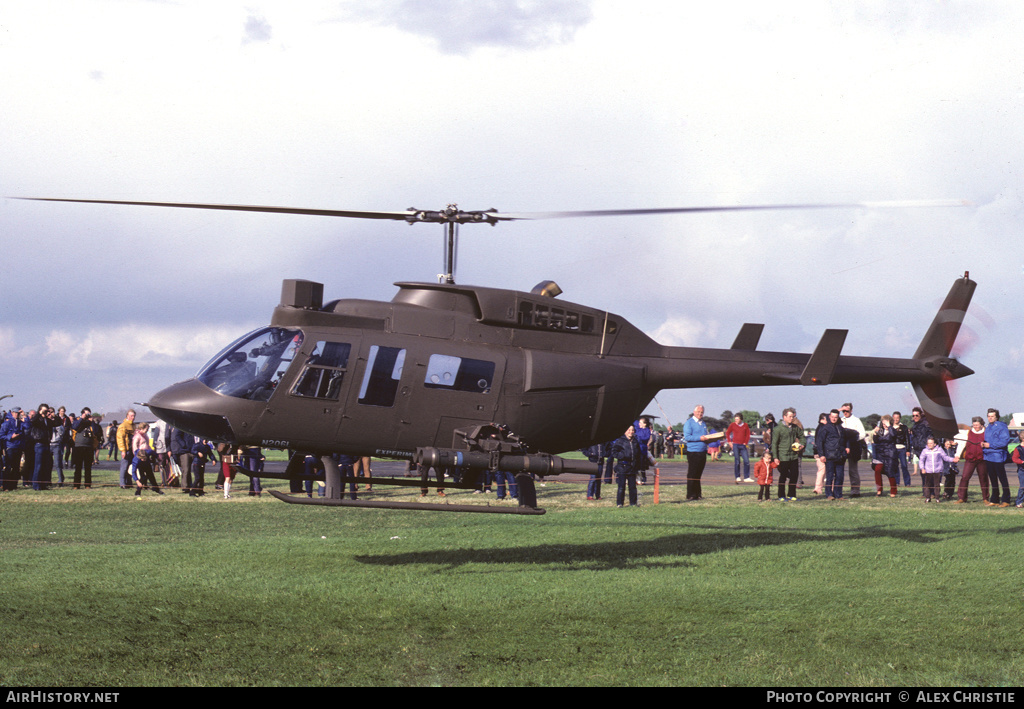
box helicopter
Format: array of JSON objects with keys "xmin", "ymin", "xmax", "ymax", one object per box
[{"xmin": 22, "ymin": 198, "xmax": 976, "ymax": 514}]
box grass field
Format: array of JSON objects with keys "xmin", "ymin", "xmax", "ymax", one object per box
[{"xmin": 1, "ymin": 463, "xmax": 1021, "ymax": 687}]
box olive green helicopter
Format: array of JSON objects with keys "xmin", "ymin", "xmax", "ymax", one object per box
[{"xmin": 23, "ymin": 197, "xmax": 975, "ymax": 514}]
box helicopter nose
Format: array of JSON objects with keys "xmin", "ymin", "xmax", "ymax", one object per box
[{"xmin": 147, "ymin": 378, "xmax": 237, "ymax": 441}]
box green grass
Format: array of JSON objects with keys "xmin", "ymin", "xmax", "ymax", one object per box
[{"xmin": 1, "ymin": 469, "xmax": 1022, "ymax": 687}]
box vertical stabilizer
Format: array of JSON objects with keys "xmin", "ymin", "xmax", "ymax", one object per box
[
  {"xmin": 913, "ymin": 272, "xmax": 976, "ymax": 360},
  {"xmin": 912, "ymin": 273, "xmax": 976, "ymax": 438}
]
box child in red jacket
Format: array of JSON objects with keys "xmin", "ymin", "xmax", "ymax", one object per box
[{"xmin": 754, "ymin": 450, "xmax": 778, "ymax": 502}]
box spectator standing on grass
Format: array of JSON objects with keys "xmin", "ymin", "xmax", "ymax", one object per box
[
  {"xmin": 840, "ymin": 403, "xmax": 866, "ymax": 497},
  {"xmin": 726, "ymin": 413, "xmax": 753, "ymax": 484},
  {"xmin": 818, "ymin": 409, "xmax": 848, "ymax": 500},
  {"xmin": 602, "ymin": 438, "xmax": 615, "ymax": 485},
  {"xmin": 909, "ymin": 407, "xmax": 933, "ymax": 478},
  {"xmin": 105, "ymin": 420, "xmax": 119, "ymax": 460},
  {"xmin": 610, "ymin": 424, "xmax": 641, "ymax": 507},
  {"xmin": 633, "ymin": 416, "xmax": 654, "ymax": 485},
  {"xmin": 812, "ymin": 412, "xmax": 828, "ymax": 494},
  {"xmin": 239, "ymin": 445, "xmax": 264, "ymax": 496},
  {"xmin": 493, "ymin": 468, "xmax": 518, "ymax": 503},
  {"xmin": 1, "ymin": 408, "xmax": 28, "ymax": 491},
  {"xmin": 919, "ymin": 436, "xmax": 956, "ymax": 502},
  {"xmin": 131, "ymin": 422, "xmax": 163, "ymax": 496},
  {"xmin": 54, "ymin": 407, "xmax": 70, "ymax": 467},
  {"xmin": 982, "ymin": 408, "xmax": 1012, "ymax": 507},
  {"xmin": 218, "ymin": 443, "xmax": 238, "ymax": 499},
  {"xmin": 581, "ymin": 441, "xmax": 606, "ymax": 501},
  {"xmin": 892, "ymin": 411, "xmax": 912, "ymax": 487},
  {"xmin": 761, "ymin": 413, "xmax": 776, "ymax": 450},
  {"xmin": 941, "ymin": 443, "xmax": 960, "ymax": 501},
  {"xmin": 683, "ymin": 405, "xmax": 710, "ymax": 501},
  {"xmin": 754, "ymin": 449, "xmax": 777, "ymax": 502},
  {"xmin": 189, "ymin": 438, "xmax": 217, "ymax": 497},
  {"xmin": 63, "ymin": 413, "xmax": 77, "ymax": 467},
  {"xmin": 50, "ymin": 409, "xmax": 66, "ymax": 487},
  {"xmin": 92, "ymin": 414, "xmax": 104, "ymax": 464},
  {"xmin": 955, "ymin": 417, "xmax": 989, "ymax": 504},
  {"xmin": 1011, "ymin": 430, "xmax": 1024, "ymax": 508},
  {"xmin": 871, "ymin": 415, "xmax": 899, "ymax": 497},
  {"xmin": 149, "ymin": 419, "xmax": 171, "ymax": 487},
  {"xmin": 707, "ymin": 427, "xmax": 722, "ymax": 461},
  {"xmin": 116, "ymin": 410, "xmax": 136, "ymax": 489},
  {"xmin": 353, "ymin": 456, "xmax": 373, "ymax": 492},
  {"xmin": 28, "ymin": 405, "xmax": 56, "ymax": 491},
  {"xmin": 332, "ymin": 453, "xmax": 359, "ymax": 500},
  {"xmin": 169, "ymin": 425, "xmax": 195, "ymax": 493},
  {"xmin": 770, "ymin": 407, "xmax": 805, "ymax": 501},
  {"xmin": 71, "ymin": 408, "xmax": 102, "ymax": 489}
]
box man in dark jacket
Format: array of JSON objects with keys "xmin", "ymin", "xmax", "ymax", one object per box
[
  {"xmin": 169, "ymin": 426, "xmax": 196, "ymax": 493},
  {"xmin": 28, "ymin": 405, "xmax": 57, "ymax": 490},
  {"xmin": 72, "ymin": 408, "xmax": 102, "ymax": 489},
  {"xmin": 610, "ymin": 425, "xmax": 642, "ymax": 507},
  {"xmin": 892, "ymin": 411, "xmax": 912, "ymax": 486},
  {"xmin": 818, "ymin": 409, "xmax": 849, "ymax": 500},
  {"xmin": 909, "ymin": 406, "xmax": 934, "ymax": 474},
  {"xmin": 581, "ymin": 441, "xmax": 607, "ymax": 501}
]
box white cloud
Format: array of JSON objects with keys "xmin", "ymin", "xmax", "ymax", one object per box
[
  {"xmin": 342, "ymin": 0, "xmax": 595, "ymax": 54},
  {"xmin": 243, "ymin": 14, "xmax": 273, "ymax": 44},
  {"xmin": 42, "ymin": 324, "xmax": 254, "ymax": 370},
  {"xmin": 648, "ymin": 316, "xmax": 721, "ymax": 348},
  {"xmin": 0, "ymin": 327, "xmax": 42, "ymax": 360}
]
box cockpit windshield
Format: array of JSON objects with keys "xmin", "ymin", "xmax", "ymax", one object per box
[{"xmin": 197, "ymin": 327, "xmax": 303, "ymax": 401}]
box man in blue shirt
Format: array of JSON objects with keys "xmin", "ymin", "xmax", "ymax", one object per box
[
  {"xmin": 983, "ymin": 408, "xmax": 1012, "ymax": 506},
  {"xmin": 683, "ymin": 405, "xmax": 710, "ymax": 500},
  {"xmin": 1, "ymin": 408, "xmax": 29, "ymax": 491}
]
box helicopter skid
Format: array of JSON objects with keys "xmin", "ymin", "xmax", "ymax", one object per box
[{"xmin": 267, "ymin": 489, "xmax": 545, "ymax": 515}]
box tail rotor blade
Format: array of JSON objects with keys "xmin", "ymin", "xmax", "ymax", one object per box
[{"xmin": 913, "ymin": 380, "xmax": 959, "ymax": 439}]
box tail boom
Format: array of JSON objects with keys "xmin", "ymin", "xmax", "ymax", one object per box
[{"xmin": 643, "ymin": 274, "xmax": 976, "ymax": 438}]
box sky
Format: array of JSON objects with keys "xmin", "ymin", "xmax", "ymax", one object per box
[{"xmin": 1, "ymin": 0, "xmax": 1023, "ymax": 429}]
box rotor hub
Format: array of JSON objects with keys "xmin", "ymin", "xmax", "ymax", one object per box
[{"xmin": 405, "ymin": 204, "xmax": 499, "ymax": 225}]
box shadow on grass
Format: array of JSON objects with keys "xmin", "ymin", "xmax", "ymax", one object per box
[{"xmin": 355, "ymin": 523, "xmax": 1024, "ymax": 571}]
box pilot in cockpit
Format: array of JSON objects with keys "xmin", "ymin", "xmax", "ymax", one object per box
[{"xmin": 205, "ymin": 351, "xmax": 258, "ymax": 395}]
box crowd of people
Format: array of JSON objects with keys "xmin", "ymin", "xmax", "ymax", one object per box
[
  {"xmin": 4, "ymin": 400, "xmax": 1022, "ymax": 510},
  {"xmin": 0, "ymin": 404, "xmax": 105, "ymax": 492},
  {"xmin": 0, "ymin": 405, "xmax": 266, "ymax": 499},
  {"xmin": 582, "ymin": 403, "xmax": 1024, "ymax": 509}
]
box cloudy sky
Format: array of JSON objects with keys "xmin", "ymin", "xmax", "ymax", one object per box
[{"xmin": 2, "ymin": 0, "xmax": 1022, "ymax": 429}]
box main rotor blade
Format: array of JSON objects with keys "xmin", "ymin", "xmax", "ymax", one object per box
[
  {"xmin": 16, "ymin": 197, "xmax": 968, "ymax": 225},
  {"xmin": 16, "ymin": 197, "xmax": 419, "ymax": 221},
  {"xmin": 489, "ymin": 199, "xmax": 969, "ymax": 221}
]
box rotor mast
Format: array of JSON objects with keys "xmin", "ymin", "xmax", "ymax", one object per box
[{"xmin": 401, "ymin": 204, "xmax": 500, "ymax": 284}]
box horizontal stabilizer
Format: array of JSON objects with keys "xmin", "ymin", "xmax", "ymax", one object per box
[
  {"xmin": 800, "ymin": 329, "xmax": 848, "ymax": 385},
  {"xmin": 731, "ymin": 323, "xmax": 764, "ymax": 351}
]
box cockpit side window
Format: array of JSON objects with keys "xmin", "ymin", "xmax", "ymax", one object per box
[
  {"xmin": 292, "ymin": 341, "xmax": 352, "ymax": 400},
  {"xmin": 198, "ymin": 327, "xmax": 303, "ymax": 402},
  {"xmin": 357, "ymin": 345, "xmax": 406, "ymax": 407}
]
